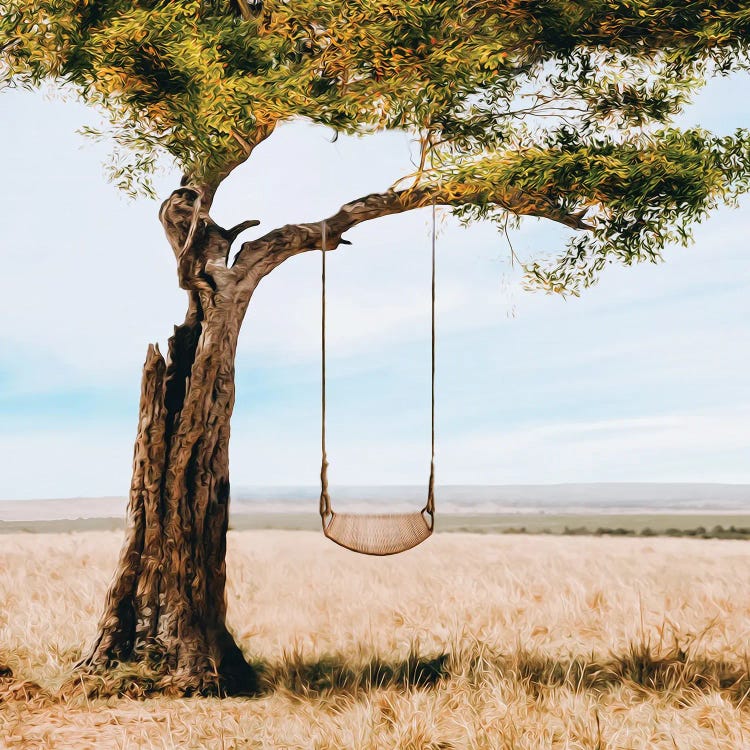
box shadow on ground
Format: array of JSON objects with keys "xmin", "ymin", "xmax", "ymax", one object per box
[
  {"xmin": 254, "ymin": 649, "xmax": 449, "ymax": 697},
  {"xmin": 252, "ymin": 641, "xmax": 750, "ymax": 704},
  {"xmin": 2, "ymin": 642, "xmax": 748, "ymax": 704}
]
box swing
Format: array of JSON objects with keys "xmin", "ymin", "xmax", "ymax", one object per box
[{"xmin": 318, "ymin": 206, "xmax": 437, "ymax": 555}]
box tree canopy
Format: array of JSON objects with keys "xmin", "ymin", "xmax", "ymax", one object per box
[{"xmin": 3, "ymin": 0, "xmax": 750, "ymax": 291}]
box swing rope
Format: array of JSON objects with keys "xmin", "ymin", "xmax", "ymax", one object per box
[
  {"xmin": 319, "ymin": 220, "xmax": 331, "ymax": 523},
  {"xmin": 318, "ymin": 204, "xmax": 437, "ymax": 555},
  {"xmin": 427, "ymin": 200, "xmax": 436, "ymax": 518}
]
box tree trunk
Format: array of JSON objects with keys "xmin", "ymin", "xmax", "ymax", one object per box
[{"xmin": 81, "ymin": 187, "xmax": 261, "ymax": 696}]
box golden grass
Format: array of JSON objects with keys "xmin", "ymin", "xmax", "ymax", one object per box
[{"xmin": 1, "ymin": 530, "xmax": 749, "ymax": 749}]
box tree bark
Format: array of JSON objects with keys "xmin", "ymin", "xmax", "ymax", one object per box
[{"xmin": 81, "ymin": 187, "xmax": 259, "ymax": 696}]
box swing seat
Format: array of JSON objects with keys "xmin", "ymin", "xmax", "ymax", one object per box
[
  {"xmin": 317, "ymin": 217, "xmax": 437, "ymax": 555},
  {"xmin": 322, "ymin": 510, "xmax": 434, "ymax": 556}
]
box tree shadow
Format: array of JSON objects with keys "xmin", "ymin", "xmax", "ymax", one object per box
[
  {"xmin": 251, "ymin": 649, "xmax": 450, "ymax": 698},
  {"xmin": 244, "ymin": 642, "xmax": 750, "ymax": 706},
  {"xmin": 244, "ymin": 639, "xmax": 749, "ymax": 705},
  {"xmin": 50, "ymin": 648, "xmax": 451, "ymax": 701},
  {"xmin": 10, "ymin": 641, "xmax": 749, "ymax": 704},
  {"xmin": 459, "ymin": 641, "xmax": 750, "ymax": 705}
]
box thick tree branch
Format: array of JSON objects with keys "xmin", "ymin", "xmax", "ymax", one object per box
[
  {"xmin": 160, "ymin": 187, "xmax": 238, "ymax": 292},
  {"xmin": 231, "ymin": 184, "xmax": 593, "ymax": 283}
]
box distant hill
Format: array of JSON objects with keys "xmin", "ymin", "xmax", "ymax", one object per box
[
  {"xmin": 2, "ymin": 484, "xmax": 746, "ymax": 522},
  {"xmin": 232, "ymin": 483, "xmax": 750, "ymax": 514}
]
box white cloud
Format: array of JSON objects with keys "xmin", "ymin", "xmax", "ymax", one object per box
[{"xmin": 439, "ymin": 410, "xmax": 750, "ymax": 485}]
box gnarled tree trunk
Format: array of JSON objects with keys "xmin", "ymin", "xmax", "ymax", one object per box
[
  {"xmin": 78, "ymin": 168, "xmax": 554, "ymax": 695},
  {"xmin": 81, "ymin": 186, "xmax": 261, "ymax": 695}
]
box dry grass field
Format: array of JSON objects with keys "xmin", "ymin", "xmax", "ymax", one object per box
[{"xmin": 1, "ymin": 530, "xmax": 749, "ymax": 749}]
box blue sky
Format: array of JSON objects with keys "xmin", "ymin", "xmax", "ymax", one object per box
[{"xmin": 1, "ymin": 73, "xmax": 749, "ymax": 499}]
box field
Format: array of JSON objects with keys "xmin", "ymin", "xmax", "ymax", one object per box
[
  {"xmin": 3, "ymin": 510, "xmax": 750, "ymax": 538},
  {"xmin": 1, "ymin": 530, "xmax": 749, "ymax": 749}
]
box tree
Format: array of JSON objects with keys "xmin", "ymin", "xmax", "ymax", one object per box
[{"xmin": 2, "ymin": 0, "xmax": 750, "ymax": 695}]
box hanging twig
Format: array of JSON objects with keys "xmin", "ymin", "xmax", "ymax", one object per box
[{"xmin": 503, "ymin": 212, "xmax": 520, "ymax": 267}]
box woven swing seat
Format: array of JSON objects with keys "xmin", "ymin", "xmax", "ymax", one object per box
[
  {"xmin": 318, "ymin": 216, "xmax": 438, "ymax": 556},
  {"xmin": 323, "ymin": 510, "xmax": 434, "ymax": 556}
]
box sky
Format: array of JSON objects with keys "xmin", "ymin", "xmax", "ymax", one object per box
[{"xmin": 1, "ymin": 73, "xmax": 749, "ymax": 500}]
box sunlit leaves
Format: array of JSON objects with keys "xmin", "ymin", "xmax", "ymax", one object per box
[
  {"xmin": 2, "ymin": 0, "xmax": 750, "ymax": 290},
  {"xmin": 518, "ymin": 128, "xmax": 750, "ymax": 293}
]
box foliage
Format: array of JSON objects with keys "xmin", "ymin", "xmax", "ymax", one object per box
[{"xmin": 3, "ymin": 0, "xmax": 750, "ymax": 290}]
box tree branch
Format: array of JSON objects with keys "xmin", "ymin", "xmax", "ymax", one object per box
[
  {"xmin": 231, "ymin": 184, "xmax": 593, "ymax": 282},
  {"xmin": 0, "ymin": 38, "xmax": 20, "ymax": 54},
  {"xmin": 224, "ymin": 219, "xmax": 261, "ymax": 244}
]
